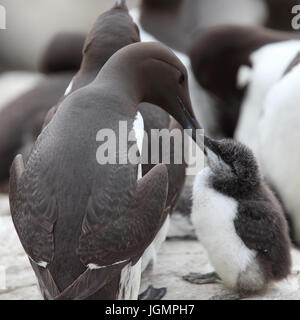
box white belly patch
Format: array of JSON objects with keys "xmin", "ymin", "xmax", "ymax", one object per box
[
  {"xmin": 118, "ymin": 259, "xmax": 142, "ymax": 300},
  {"xmin": 192, "ymin": 167, "xmax": 257, "ymax": 289}
]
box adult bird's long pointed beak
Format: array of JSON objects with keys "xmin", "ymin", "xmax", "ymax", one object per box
[
  {"xmin": 177, "ymin": 96, "xmax": 202, "ymax": 140},
  {"xmin": 177, "ymin": 96, "xmax": 220, "ymax": 158}
]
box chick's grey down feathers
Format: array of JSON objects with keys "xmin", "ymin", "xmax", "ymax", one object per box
[{"xmin": 206, "ymin": 139, "xmax": 291, "ymax": 284}]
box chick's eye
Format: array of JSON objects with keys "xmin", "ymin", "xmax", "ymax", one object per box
[{"xmin": 178, "ymin": 74, "xmax": 185, "ymax": 85}]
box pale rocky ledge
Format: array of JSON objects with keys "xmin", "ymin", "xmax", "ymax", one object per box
[{"xmin": 1, "ymin": 194, "xmax": 300, "ymax": 300}]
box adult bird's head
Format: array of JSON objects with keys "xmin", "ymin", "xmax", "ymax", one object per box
[
  {"xmin": 66, "ymin": 0, "xmax": 141, "ymax": 94},
  {"xmin": 133, "ymin": 42, "xmax": 200, "ymax": 136},
  {"xmin": 98, "ymin": 42, "xmax": 201, "ymax": 141}
]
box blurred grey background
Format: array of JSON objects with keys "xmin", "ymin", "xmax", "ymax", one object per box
[
  {"xmin": 0, "ymin": 0, "xmax": 139, "ymax": 70},
  {"xmin": 0, "ymin": 0, "xmax": 269, "ymax": 71}
]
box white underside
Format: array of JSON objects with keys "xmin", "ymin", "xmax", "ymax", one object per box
[
  {"xmin": 133, "ymin": 111, "xmax": 144, "ymax": 181},
  {"xmin": 64, "ymin": 77, "xmax": 74, "ymax": 96},
  {"xmin": 118, "ymin": 259, "xmax": 142, "ymax": 300},
  {"xmin": 133, "ymin": 108, "xmax": 170, "ymax": 273},
  {"xmin": 235, "ymin": 40, "xmax": 300, "ymax": 155},
  {"xmin": 259, "ymin": 63, "xmax": 300, "ymax": 244},
  {"xmin": 192, "ymin": 167, "xmax": 257, "ymax": 289},
  {"xmin": 118, "ymin": 110, "xmax": 168, "ymax": 297}
]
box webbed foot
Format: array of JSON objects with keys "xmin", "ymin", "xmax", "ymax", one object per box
[
  {"xmin": 138, "ymin": 285, "xmax": 167, "ymax": 300},
  {"xmin": 183, "ymin": 272, "xmax": 222, "ymax": 285}
]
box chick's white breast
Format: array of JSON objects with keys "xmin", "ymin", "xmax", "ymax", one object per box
[{"xmin": 191, "ymin": 167, "xmax": 256, "ymax": 289}]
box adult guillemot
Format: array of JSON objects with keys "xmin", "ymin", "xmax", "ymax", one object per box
[
  {"xmin": 64, "ymin": 0, "xmax": 140, "ymax": 96},
  {"xmin": 235, "ymin": 40, "xmax": 300, "ymax": 154},
  {"xmin": 9, "ymin": 42, "xmax": 200, "ymax": 300},
  {"xmin": 62, "ymin": 2, "xmax": 187, "ymax": 280},
  {"xmin": 184, "ymin": 136, "xmax": 291, "ymax": 300},
  {"xmin": 188, "ymin": 25, "xmax": 300, "ymax": 138},
  {"xmin": 59, "ymin": 3, "xmax": 183, "ymax": 288}
]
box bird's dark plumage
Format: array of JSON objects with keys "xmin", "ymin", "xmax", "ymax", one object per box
[{"xmin": 9, "ymin": 41, "xmax": 197, "ymax": 300}]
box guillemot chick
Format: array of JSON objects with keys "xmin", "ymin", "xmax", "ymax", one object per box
[
  {"xmin": 235, "ymin": 40, "xmax": 300, "ymax": 154},
  {"xmin": 184, "ymin": 137, "xmax": 291, "ymax": 300},
  {"xmin": 9, "ymin": 41, "xmax": 199, "ymax": 300},
  {"xmin": 59, "ymin": 2, "xmax": 184, "ymax": 293}
]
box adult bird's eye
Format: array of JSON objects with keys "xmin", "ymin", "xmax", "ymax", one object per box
[{"xmin": 179, "ymin": 74, "xmax": 185, "ymax": 85}]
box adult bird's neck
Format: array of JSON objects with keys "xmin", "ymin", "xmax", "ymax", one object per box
[{"xmin": 93, "ymin": 61, "xmax": 144, "ymax": 119}]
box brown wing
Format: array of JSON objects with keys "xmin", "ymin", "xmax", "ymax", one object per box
[
  {"xmin": 9, "ymin": 149, "xmax": 58, "ymax": 267},
  {"xmin": 77, "ymin": 164, "xmax": 169, "ymax": 267}
]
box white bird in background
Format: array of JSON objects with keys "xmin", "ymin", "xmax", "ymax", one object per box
[
  {"xmin": 258, "ymin": 56, "xmax": 300, "ymax": 247},
  {"xmin": 235, "ymin": 40, "xmax": 300, "ymax": 155}
]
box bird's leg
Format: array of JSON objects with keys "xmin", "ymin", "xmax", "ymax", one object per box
[
  {"xmin": 183, "ymin": 272, "xmax": 222, "ymax": 285},
  {"xmin": 138, "ymin": 285, "xmax": 167, "ymax": 300}
]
